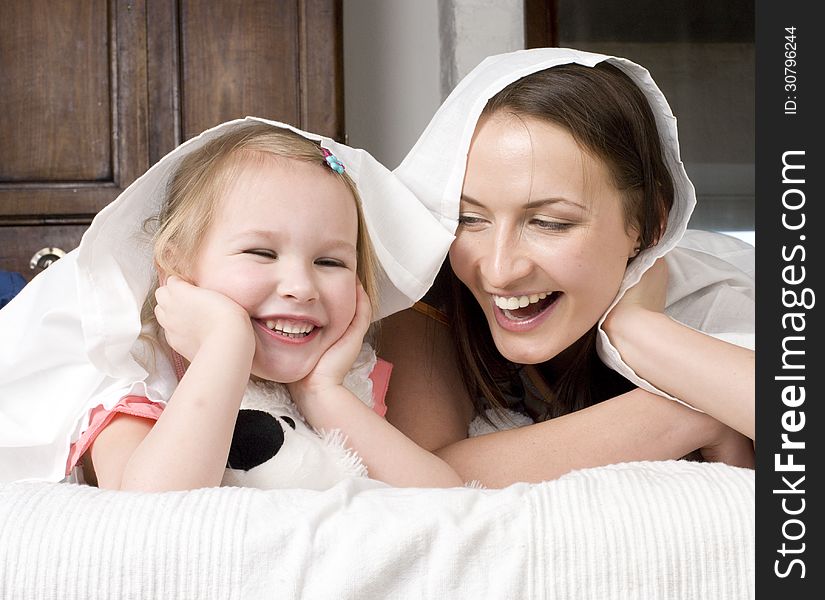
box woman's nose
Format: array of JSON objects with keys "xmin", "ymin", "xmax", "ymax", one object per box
[{"xmin": 480, "ymin": 230, "xmax": 533, "ymax": 289}]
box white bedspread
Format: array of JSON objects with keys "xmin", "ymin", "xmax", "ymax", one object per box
[{"xmin": 0, "ymin": 460, "xmax": 754, "ymax": 599}]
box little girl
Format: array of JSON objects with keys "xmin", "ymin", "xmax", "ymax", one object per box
[{"xmin": 0, "ymin": 119, "xmax": 460, "ymax": 491}]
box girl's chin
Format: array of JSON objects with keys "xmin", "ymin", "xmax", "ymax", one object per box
[{"xmin": 251, "ymin": 363, "xmax": 313, "ymax": 385}]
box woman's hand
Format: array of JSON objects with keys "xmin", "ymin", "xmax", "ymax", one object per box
[
  {"xmin": 154, "ymin": 275, "xmax": 254, "ymax": 362},
  {"xmin": 603, "ymin": 257, "xmax": 668, "ymax": 332},
  {"xmin": 288, "ymin": 282, "xmax": 372, "ymax": 402},
  {"xmin": 600, "ymin": 256, "xmax": 755, "ymax": 440}
]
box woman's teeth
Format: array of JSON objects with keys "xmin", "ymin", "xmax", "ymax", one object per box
[
  {"xmin": 264, "ymin": 319, "xmax": 315, "ymax": 338},
  {"xmin": 493, "ymin": 292, "xmax": 549, "ymax": 310}
]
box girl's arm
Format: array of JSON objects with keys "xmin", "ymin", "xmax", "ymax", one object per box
[
  {"xmin": 602, "ymin": 259, "xmax": 755, "ymax": 440},
  {"xmin": 378, "ymin": 307, "xmax": 752, "ymax": 489},
  {"xmin": 288, "ymin": 285, "xmax": 464, "ymax": 487},
  {"xmin": 91, "ymin": 277, "xmax": 255, "ymax": 491}
]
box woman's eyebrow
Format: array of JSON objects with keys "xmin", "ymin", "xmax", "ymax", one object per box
[
  {"xmin": 523, "ymin": 198, "xmax": 587, "ymax": 211},
  {"xmin": 460, "ymin": 194, "xmax": 585, "ymax": 211},
  {"xmin": 459, "ymin": 194, "xmax": 486, "ymax": 207}
]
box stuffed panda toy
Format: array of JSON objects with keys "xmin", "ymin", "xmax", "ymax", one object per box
[{"xmin": 221, "ymin": 344, "xmax": 376, "ymax": 490}]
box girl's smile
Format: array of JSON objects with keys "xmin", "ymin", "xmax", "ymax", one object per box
[{"xmin": 253, "ymin": 317, "xmax": 322, "ymax": 343}]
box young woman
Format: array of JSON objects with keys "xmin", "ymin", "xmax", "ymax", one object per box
[{"xmin": 380, "ymin": 48, "xmax": 755, "ymax": 487}]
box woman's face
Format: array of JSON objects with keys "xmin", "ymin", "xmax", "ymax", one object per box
[{"xmin": 449, "ymin": 113, "xmax": 639, "ymax": 365}]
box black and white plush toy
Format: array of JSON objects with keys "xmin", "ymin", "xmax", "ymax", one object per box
[{"xmin": 221, "ymin": 344, "xmax": 376, "ymax": 490}]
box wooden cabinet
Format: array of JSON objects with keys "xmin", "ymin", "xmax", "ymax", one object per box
[{"xmin": 0, "ymin": 0, "xmax": 343, "ymax": 280}]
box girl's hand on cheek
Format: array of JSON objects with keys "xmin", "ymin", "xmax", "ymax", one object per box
[
  {"xmin": 288, "ymin": 283, "xmax": 372, "ymax": 402},
  {"xmin": 154, "ymin": 275, "xmax": 254, "ymax": 362}
]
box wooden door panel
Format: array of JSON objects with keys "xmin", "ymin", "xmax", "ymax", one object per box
[
  {"xmin": 0, "ymin": 0, "xmax": 111, "ymax": 182},
  {"xmin": 146, "ymin": 0, "xmax": 343, "ymax": 161},
  {"xmin": 0, "ymin": 0, "xmax": 148, "ymax": 219},
  {"xmin": 179, "ymin": 0, "xmax": 302, "ymax": 139},
  {"xmin": 146, "ymin": 0, "xmax": 184, "ymax": 165},
  {"xmin": 300, "ymin": 0, "xmax": 344, "ymax": 140}
]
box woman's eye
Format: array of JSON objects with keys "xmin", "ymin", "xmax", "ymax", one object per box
[
  {"xmin": 531, "ymin": 219, "xmax": 573, "ymax": 231},
  {"xmin": 245, "ymin": 249, "xmax": 277, "ymax": 259},
  {"xmin": 458, "ymin": 215, "xmax": 486, "ymax": 226}
]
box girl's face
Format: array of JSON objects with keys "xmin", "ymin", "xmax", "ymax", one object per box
[
  {"xmin": 449, "ymin": 113, "xmax": 639, "ymax": 365},
  {"xmin": 189, "ymin": 156, "xmax": 359, "ymax": 383}
]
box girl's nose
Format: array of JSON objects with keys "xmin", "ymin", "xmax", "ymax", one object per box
[{"xmin": 276, "ymin": 262, "xmax": 319, "ymax": 303}]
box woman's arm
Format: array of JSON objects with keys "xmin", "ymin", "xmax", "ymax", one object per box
[
  {"xmin": 379, "ymin": 307, "xmax": 751, "ymax": 489},
  {"xmin": 91, "ymin": 277, "xmax": 255, "ymax": 491},
  {"xmin": 603, "ymin": 259, "xmax": 755, "ymax": 439},
  {"xmin": 289, "ymin": 286, "xmax": 464, "ymax": 487},
  {"xmin": 379, "ymin": 307, "xmax": 476, "ymax": 453},
  {"xmin": 436, "ymin": 389, "xmax": 750, "ymax": 487}
]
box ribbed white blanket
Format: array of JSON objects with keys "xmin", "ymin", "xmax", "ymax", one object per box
[{"xmin": 0, "ymin": 460, "xmax": 754, "ymax": 599}]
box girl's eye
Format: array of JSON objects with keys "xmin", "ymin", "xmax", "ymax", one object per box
[
  {"xmin": 245, "ymin": 249, "xmax": 277, "ymax": 259},
  {"xmin": 315, "ymin": 258, "xmax": 346, "ymax": 268},
  {"xmin": 530, "ymin": 219, "xmax": 573, "ymax": 232}
]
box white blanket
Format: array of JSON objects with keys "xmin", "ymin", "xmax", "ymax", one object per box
[{"xmin": 0, "ymin": 460, "xmax": 753, "ymax": 599}]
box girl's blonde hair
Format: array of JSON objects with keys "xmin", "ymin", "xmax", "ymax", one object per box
[{"xmin": 141, "ymin": 122, "xmax": 379, "ymax": 342}]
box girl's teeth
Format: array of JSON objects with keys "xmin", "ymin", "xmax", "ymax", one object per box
[{"xmin": 264, "ymin": 319, "xmax": 315, "ymax": 335}]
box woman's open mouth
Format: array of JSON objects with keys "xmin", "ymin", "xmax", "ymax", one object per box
[{"xmin": 491, "ymin": 291, "xmax": 562, "ymax": 331}]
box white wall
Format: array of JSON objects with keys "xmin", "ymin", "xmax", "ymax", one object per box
[
  {"xmin": 343, "ymin": 0, "xmax": 442, "ymax": 170},
  {"xmin": 440, "ymin": 0, "xmax": 524, "ymax": 93},
  {"xmin": 343, "ymin": 0, "xmax": 523, "ymax": 169}
]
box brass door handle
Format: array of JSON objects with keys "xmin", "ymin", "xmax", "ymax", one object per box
[{"xmin": 29, "ymin": 247, "xmax": 66, "ymax": 270}]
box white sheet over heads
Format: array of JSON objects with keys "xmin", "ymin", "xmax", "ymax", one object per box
[
  {"xmin": 0, "ymin": 117, "xmax": 454, "ymax": 483},
  {"xmin": 394, "ymin": 48, "xmax": 755, "ymax": 406}
]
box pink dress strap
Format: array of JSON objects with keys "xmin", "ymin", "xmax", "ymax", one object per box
[
  {"xmin": 65, "ymin": 395, "xmax": 163, "ymax": 475},
  {"xmin": 369, "ymin": 358, "xmax": 392, "ymax": 417}
]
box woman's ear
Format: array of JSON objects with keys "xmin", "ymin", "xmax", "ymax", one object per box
[{"xmin": 627, "ymin": 226, "xmax": 643, "ymax": 260}]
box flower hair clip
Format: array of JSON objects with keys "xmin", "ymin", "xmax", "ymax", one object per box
[{"xmin": 321, "ymin": 148, "xmax": 345, "ymax": 174}]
